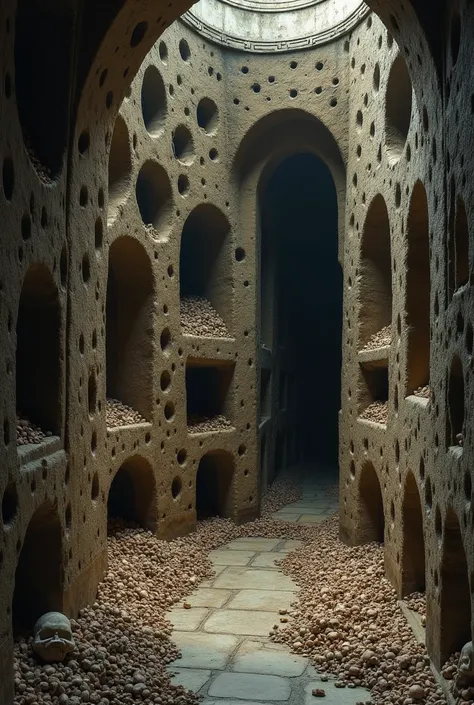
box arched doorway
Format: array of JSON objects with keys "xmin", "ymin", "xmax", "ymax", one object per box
[
  {"xmin": 357, "ymin": 462, "xmax": 385, "ymax": 544},
  {"xmin": 258, "ymin": 152, "xmax": 342, "ymax": 487},
  {"xmin": 107, "ymin": 456, "xmax": 157, "ymax": 531},
  {"xmin": 401, "ymin": 471, "xmax": 425, "ymax": 595},
  {"xmin": 12, "ymin": 502, "xmax": 63, "ymax": 633},
  {"xmin": 439, "ymin": 509, "xmax": 471, "ymax": 665},
  {"xmin": 196, "ymin": 450, "xmax": 235, "ymax": 520}
]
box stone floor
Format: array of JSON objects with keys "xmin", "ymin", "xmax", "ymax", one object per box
[{"xmin": 166, "ymin": 472, "xmax": 372, "ymax": 704}]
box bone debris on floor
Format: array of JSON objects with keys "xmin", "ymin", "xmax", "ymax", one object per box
[{"xmin": 166, "ymin": 478, "xmax": 371, "ymax": 705}]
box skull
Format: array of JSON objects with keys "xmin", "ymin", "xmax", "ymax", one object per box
[
  {"xmin": 455, "ymin": 641, "xmax": 474, "ymax": 692},
  {"xmin": 32, "ymin": 612, "xmax": 75, "ymax": 663}
]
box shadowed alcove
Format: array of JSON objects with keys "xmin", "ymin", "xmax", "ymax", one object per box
[
  {"xmin": 16, "ymin": 264, "xmax": 62, "ymax": 440},
  {"xmin": 107, "ymin": 456, "xmax": 157, "ymax": 531},
  {"xmin": 12, "ymin": 502, "xmax": 63, "ymax": 632},
  {"xmin": 196, "ymin": 450, "xmax": 235, "ymax": 519},
  {"xmin": 259, "ymin": 152, "xmax": 342, "ymax": 482},
  {"xmin": 357, "ymin": 462, "xmax": 385, "ymax": 543},
  {"xmin": 401, "ymin": 471, "xmax": 425, "ymax": 595}
]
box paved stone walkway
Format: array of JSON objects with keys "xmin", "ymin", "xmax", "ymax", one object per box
[{"xmin": 166, "ymin": 475, "xmax": 372, "ymax": 704}]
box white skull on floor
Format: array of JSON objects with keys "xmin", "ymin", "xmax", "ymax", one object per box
[{"xmin": 32, "ymin": 612, "xmax": 75, "ymax": 662}]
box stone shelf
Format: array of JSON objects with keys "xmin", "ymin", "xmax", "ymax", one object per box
[
  {"xmin": 405, "ymin": 394, "xmax": 430, "ymax": 410},
  {"xmin": 356, "ymin": 417, "xmax": 387, "ymax": 432},
  {"xmin": 357, "ymin": 345, "xmax": 390, "ymax": 368},
  {"xmin": 18, "ymin": 436, "xmax": 62, "ymax": 467}
]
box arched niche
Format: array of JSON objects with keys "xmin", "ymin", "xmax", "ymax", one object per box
[
  {"xmin": 13, "ymin": 502, "xmax": 63, "ymax": 632},
  {"xmin": 14, "ymin": 0, "xmax": 75, "ymax": 179},
  {"xmin": 406, "ymin": 181, "xmax": 430, "ymax": 396},
  {"xmin": 357, "ymin": 462, "xmax": 385, "ymax": 544},
  {"xmin": 107, "ymin": 455, "xmax": 157, "ymax": 531},
  {"xmin": 196, "ymin": 450, "xmax": 235, "ymax": 520},
  {"xmin": 106, "ymin": 236, "xmax": 154, "ymax": 424},
  {"xmin": 234, "ymin": 109, "xmax": 346, "ymax": 258},
  {"xmin": 16, "ymin": 264, "xmax": 61, "ymax": 440},
  {"xmin": 401, "ymin": 471, "xmax": 425, "ymax": 595},
  {"xmin": 448, "ymin": 187, "xmax": 469, "ymax": 297},
  {"xmin": 179, "ymin": 204, "xmax": 232, "ymax": 335},
  {"xmin": 440, "ymin": 509, "xmax": 471, "ymax": 665},
  {"xmin": 358, "ymin": 195, "xmax": 392, "ymax": 350},
  {"xmin": 447, "ymin": 354, "xmax": 464, "ymax": 449}
]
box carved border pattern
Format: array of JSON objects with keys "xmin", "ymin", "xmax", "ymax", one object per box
[
  {"xmin": 181, "ymin": 3, "xmax": 370, "ymax": 52},
  {"xmin": 217, "ymin": 0, "xmax": 325, "ymax": 12}
]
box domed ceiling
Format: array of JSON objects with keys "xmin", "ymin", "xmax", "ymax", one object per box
[{"xmin": 181, "ymin": 0, "xmax": 370, "ymax": 53}]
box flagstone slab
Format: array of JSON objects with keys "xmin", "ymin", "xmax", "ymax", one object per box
[
  {"xmin": 210, "ymin": 549, "xmax": 256, "ymax": 566},
  {"xmin": 171, "ymin": 632, "xmax": 238, "ymax": 670},
  {"xmin": 203, "ymin": 609, "xmax": 277, "ymax": 636},
  {"xmin": 214, "ymin": 567, "xmax": 296, "ymax": 591},
  {"xmin": 168, "ymin": 668, "xmax": 211, "ymax": 692},
  {"xmin": 208, "ymin": 672, "xmax": 291, "ymax": 701},
  {"xmin": 227, "ymin": 589, "xmax": 296, "ymax": 612}
]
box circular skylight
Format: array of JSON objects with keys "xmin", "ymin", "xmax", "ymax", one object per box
[{"xmin": 182, "ymin": 0, "xmax": 369, "ymax": 53}]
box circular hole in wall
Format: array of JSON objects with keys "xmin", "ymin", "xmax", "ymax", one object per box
[
  {"xmin": 141, "ymin": 65, "xmax": 167, "ymax": 137},
  {"xmin": 425, "ymin": 477, "xmax": 432, "ymax": 512},
  {"xmin": 95, "ymin": 218, "xmax": 104, "ymax": 249},
  {"xmin": 179, "ymin": 39, "xmax": 191, "ymax": 61},
  {"xmin": 78, "ymin": 130, "xmax": 90, "ymax": 155},
  {"xmin": 81, "ymin": 254, "xmax": 90, "ymax": 284},
  {"xmin": 373, "ymin": 63, "xmax": 380, "ymax": 92},
  {"xmin": 164, "ymin": 402, "xmax": 175, "ymax": 421},
  {"xmin": 2, "ymin": 482, "xmax": 18, "ymax": 526},
  {"xmin": 385, "ymin": 54, "xmax": 413, "ymax": 165},
  {"xmin": 178, "ymin": 174, "xmax": 190, "ymax": 196},
  {"xmin": 88, "ymin": 370, "xmax": 97, "ymax": 415},
  {"xmin": 108, "ymin": 114, "xmax": 132, "ymax": 225},
  {"xmin": 197, "ymin": 97, "xmax": 219, "ymax": 135},
  {"xmin": 91, "ymin": 473, "xmax": 99, "ymax": 500},
  {"xmin": 177, "ymin": 449, "xmax": 187, "ymax": 466},
  {"xmin": 160, "ymin": 370, "xmax": 171, "ymax": 391},
  {"xmin": 172, "ymin": 125, "xmax": 195, "ymax": 165},
  {"xmin": 160, "ymin": 328, "xmax": 172, "ymax": 353},
  {"xmin": 130, "ymin": 21, "xmax": 147, "ymax": 47},
  {"xmin": 136, "ymin": 160, "xmax": 173, "ymax": 237},
  {"xmin": 171, "ymin": 476, "xmax": 182, "ymax": 498},
  {"xmin": 159, "ymin": 41, "xmax": 168, "ymax": 63}
]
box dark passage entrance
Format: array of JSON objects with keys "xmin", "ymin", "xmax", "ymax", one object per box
[{"xmin": 259, "ymin": 153, "xmax": 342, "ymax": 485}]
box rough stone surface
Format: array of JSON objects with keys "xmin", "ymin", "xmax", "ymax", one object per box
[{"xmin": 1, "ymin": 1, "xmax": 473, "ymax": 702}]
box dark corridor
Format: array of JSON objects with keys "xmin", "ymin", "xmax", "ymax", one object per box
[{"xmin": 260, "ymin": 153, "xmax": 342, "ymax": 471}]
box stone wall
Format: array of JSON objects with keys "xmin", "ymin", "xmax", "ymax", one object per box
[{"xmin": 1, "ymin": 0, "xmax": 473, "ymax": 701}]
